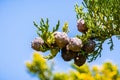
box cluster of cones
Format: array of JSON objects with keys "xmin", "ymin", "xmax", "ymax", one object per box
[{"xmin": 31, "ymin": 19, "xmax": 96, "ymax": 66}]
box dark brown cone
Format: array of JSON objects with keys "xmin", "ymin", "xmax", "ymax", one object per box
[
  {"xmin": 82, "ymin": 40, "xmax": 96, "ymax": 53},
  {"xmin": 74, "ymin": 54, "xmax": 86, "ymax": 66},
  {"xmin": 61, "ymin": 47, "xmax": 77, "ymax": 61}
]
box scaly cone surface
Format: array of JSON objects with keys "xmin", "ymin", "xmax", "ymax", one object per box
[
  {"xmin": 61, "ymin": 47, "xmax": 77, "ymax": 61},
  {"xmin": 82, "ymin": 39, "xmax": 96, "ymax": 53},
  {"xmin": 77, "ymin": 18, "xmax": 88, "ymax": 33},
  {"xmin": 66, "ymin": 37, "xmax": 83, "ymax": 52},
  {"xmin": 74, "ymin": 54, "xmax": 86, "ymax": 67},
  {"xmin": 31, "ymin": 37, "xmax": 44, "ymax": 51},
  {"xmin": 53, "ymin": 31, "xmax": 69, "ymax": 48}
]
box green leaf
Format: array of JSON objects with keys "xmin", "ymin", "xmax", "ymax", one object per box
[
  {"xmin": 62, "ymin": 22, "xmax": 69, "ymax": 33},
  {"xmin": 52, "ymin": 20, "xmax": 60, "ymax": 32},
  {"xmin": 44, "ymin": 48, "xmax": 60, "ymax": 60}
]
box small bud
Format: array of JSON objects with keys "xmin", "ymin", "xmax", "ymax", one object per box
[
  {"xmin": 66, "ymin": 37, "xmax": 83, "ymax": 52},
  {"xmin": 77, "ymin": 18, "xmax": 88, "ymax": 33},
  {"xmin": 53, "ymin": 32, "xmax": 69, "ymax": 48},
  {"xmin": 31, "ymin": 37, "xmax": 44, "ymax": 51}
]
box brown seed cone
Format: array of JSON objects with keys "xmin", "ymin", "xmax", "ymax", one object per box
[
  {"xmin": 61, "ymin": 47, "xmax": 77, "ymax": 61},
  {"xmin": 77, "ymin": 18, "xmax": 88, "ymax": 33},
  {"xmin": 66, "ymin": 37, "xmax": 83, "ymax": 52},
  {"xmin": 82, "ymin": 40, "xmax": 96, "ymax": 53},
  {"xmin": 74, "ymin": 54, "xmax": 86, "ymax": 66},
  {"xmin": 31, "ymin": 37, "xmax": 44, "ymax": 51},
  {"xmin": 53, "ymin": 32, "xmax": 69, "ymax": 48}
]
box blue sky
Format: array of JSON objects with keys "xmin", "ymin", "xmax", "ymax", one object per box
[{"xmin": 0, "ymin": 0, "xmax": 120, "ymax": 80}]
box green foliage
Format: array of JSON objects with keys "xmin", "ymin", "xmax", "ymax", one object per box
[
  {"xmin": 26, "ymin": 52, "xmax": 52, "ymax": 80},
  {"xmin": 53, "ymin": 73, "xmax": 69, "ymax": 80},
  {"xmin": 33, "ymin": 18, "xmax": 61, "ymax": 59},
  {"xmin": 26, "ymin": 52, "xmax": 120, "ymax": 80},
  {"xmin": 62, "ymin": 22, "xmax": 69, "ymax": 33},
  {"xmin": 27, "ymin": 0, "xmax": 120, "ymax": 79},
  {"xmin": 30, "ymin": 0, "xmax": 120, "ymax": 69},
  {"xmin": 44, "ymin": 48, "xmax": 60, "ymax": 60},
  {"xmin": 33, "ymin": 0, "xmax": 120, "ymax": 62},
  {"xmin": 52, "ymin": 20, "xmax": 60, "ymax": 33},
  {"xmin": 33, "ymin": 18, "xmax": 57, "ymax": 46},
  {"xmin": 75, "ymin": 0, "xmax": 120, "ymax": 62}
]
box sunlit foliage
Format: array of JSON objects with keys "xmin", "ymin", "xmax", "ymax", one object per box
[
  {"xmin": 26, "ymin": 52, "xmax": 120, "ymax": 80},
  {"xmin": 27, "ymin": 0, "xmax": 120, "ymax": 79}
]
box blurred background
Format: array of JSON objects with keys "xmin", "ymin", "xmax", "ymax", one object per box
[{"xmin": 0, "ymin": 0, "xmax": 120, "ymax": 80}]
